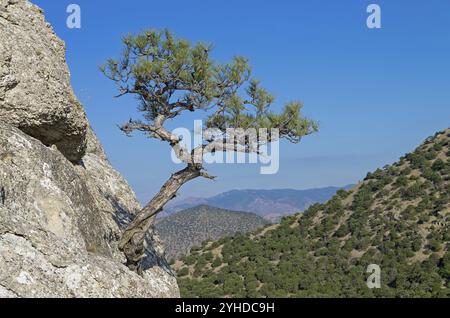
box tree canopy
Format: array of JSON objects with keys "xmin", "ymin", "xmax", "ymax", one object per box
[
  {"xmin": 101, "ymin": 29, "xmax": 317, "ymax": 152},
  {"xmin": 101, "ymin": 29, "xmax": 318, "ymax": 271}
]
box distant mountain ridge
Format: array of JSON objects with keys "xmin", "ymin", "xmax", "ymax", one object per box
[
  {"xmin": 161, "ymin": 186, "xmax": 353, "ymax": 222},
  {"xmin": 155, "ymin": 205, "xmax": 268, "ymax": 260}
]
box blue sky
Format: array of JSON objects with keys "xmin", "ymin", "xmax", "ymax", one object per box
[{"xmin": 32, "ymin": 0, "xmax": 450, "ymax": 203}]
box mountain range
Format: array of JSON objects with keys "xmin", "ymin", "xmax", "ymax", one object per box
[{"xmin": 161, "ymin": 186, "xmax": 353, "ymax": 222}]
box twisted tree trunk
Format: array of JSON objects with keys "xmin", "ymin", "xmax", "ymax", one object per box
[{"xmin": 119, "ymin": 164, "xmax": 202, "ymax": 272}]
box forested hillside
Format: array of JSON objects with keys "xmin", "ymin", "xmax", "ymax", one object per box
[
  {"xmin": 174, "ymin": 129, "xmax": 450, "ymax": 298},
  {"xmin": 156, "ymin": 205, "xmax": 268, "ymax": 260}
]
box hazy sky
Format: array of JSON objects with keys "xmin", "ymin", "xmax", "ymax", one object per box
[{"xmin": 32, "ymin": 0, "xmax": 450, "ymax": 203}]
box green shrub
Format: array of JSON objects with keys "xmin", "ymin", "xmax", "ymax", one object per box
[{"xmin": 178, "ymin": 267, "xmax": 189, "ymax": 277}]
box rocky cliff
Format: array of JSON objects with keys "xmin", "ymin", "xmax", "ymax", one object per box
[{"xmin": 0, "ymin": 0, "xmax": 179, "ymax": 297}]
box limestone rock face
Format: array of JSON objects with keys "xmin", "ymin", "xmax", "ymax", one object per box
[
  {"xmin": 0, "ymin": 124, "xmax": 179, "ymax": 298},
  {"xmin": 0, "ymin": 0, "xmax": 88, "ymax": 162},
  {"xmin": 0, "ymin": 0, "xmax": 179, "ymax": 298}
]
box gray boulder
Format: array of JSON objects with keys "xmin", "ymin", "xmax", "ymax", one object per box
[
  {"xmin": 0, "ymin": 0, "xmax": 88, "ymax": 162},
  {"xmin": 0, "ymin": 104, "xmax": 179, "ymax": 299}
]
